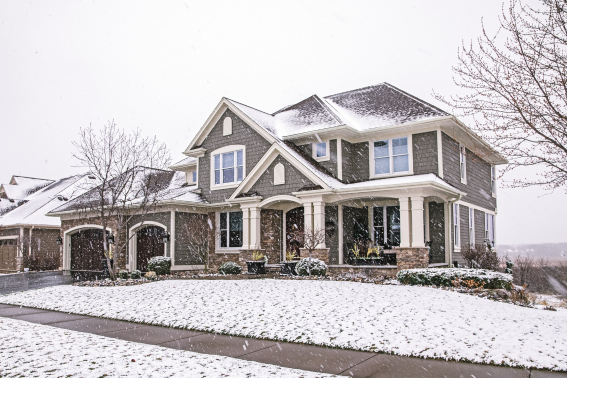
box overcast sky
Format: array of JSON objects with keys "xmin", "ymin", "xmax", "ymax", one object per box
[{"xmin": 0, "ymin": 0, "xmax": 567, "ymax": 245}]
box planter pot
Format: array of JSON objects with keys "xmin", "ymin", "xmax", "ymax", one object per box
[
  {"xmin": 246, "ymin": 261, "xmax": 266, "ymax": 274},
  {"xmin": 281, "ymin": 261, "xmax": 298, "ymax": 275},
  {"xmin": 23, "ymin": 268, "xmax": 29, "ymax": 272}
]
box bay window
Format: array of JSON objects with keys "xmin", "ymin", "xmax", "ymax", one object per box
[
  {"xmin": 219, "ymin": 211, "xmax": 243, "ymax": 248},
  {"xmin": 373, "ymin": 137, "xmax": 410, "ymax": 176}
]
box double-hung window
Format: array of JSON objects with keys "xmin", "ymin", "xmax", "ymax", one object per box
[
  {"xmin": 373, "ymin": 206, "xmax": 400, "ymax": 247},
  {"xmin": 373, "ymin": 137, "xmax": 410, "ymax": 176},
  {"xmin": 213, "ymin": 149, "xmax": 243, "ymax": 186},
  {"xmin": 469, "ymin": 208, "xmax": 475, "ymax": 247},
  {"xmin": 484, "ymin": 213, "xmax": 495, "ymax": 247},
  {"xmin": 459, "ymin": 144, "xmax": 467, "ymax": 183},
  {"xmin": 453, "ymin": 203, "xmax": 460, "ymax": 249},
  {"xmin": 219, "ymin": 211, "xmax": 243, "ymax": 249}
]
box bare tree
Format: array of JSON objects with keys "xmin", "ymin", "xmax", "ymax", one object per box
[
  {"xmin": 435, "ymin": 0, "xmax": 567, "ymax": 190},
  {"xmin": 71, "ymin": 120, "xmax": 172, "ymax": 279},
  {"xmin": 179, "ymin": 213, "xmax": 216, "ymax": 273},
  {"xmin": 292, "ymin": 226, "xmax": 327, "ymax": 275}
]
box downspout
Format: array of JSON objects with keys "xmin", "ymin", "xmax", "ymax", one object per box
[{"xmin": 446, "ymin": 197, "xmax": 461, "ymax": 267}]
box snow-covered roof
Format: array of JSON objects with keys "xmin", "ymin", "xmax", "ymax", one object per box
[
  {"xmin": 0, "ymin": 176, "xmax": 55, "ymax": 202},
  {"xmin": 169, "ymin": 157, "xmax": 196, "ymax": 170},
  {"xmin": 329, "ymin": 173, "xmax": 459, "ymax": 192},
  {"xmin": 0, "ymin": 175, "xmax": 92, "ymax": 227},
  {"xmin": 228, "ymin": 83, "xmax": 448, "ymax": 139}
]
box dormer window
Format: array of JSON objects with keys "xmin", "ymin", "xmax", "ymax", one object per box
[
  {"xmin": 312, "ymin": 141, "xmax": 330, "ymax": 161},
  {"xmin": 372, "ymin": 136, "xmax": 411, "ymax": 177},
  {"xmin": 210, "ymin": 145, "xmax": 246, "ymax": 190}
]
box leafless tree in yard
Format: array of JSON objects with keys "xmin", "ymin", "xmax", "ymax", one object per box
[
  {"xmin": 435, "ymin": 0, "xmax": 567, "ymax": 190},
  {"xmin": 291, "ymin": 227, "xmax": 327, "ymax": 275},
  {"xmin": 71, "ymin": 120, "xmax": 172, "ymax": 279},
  {"xmin": 179, "ymin": 213, "xmax": 217, "ymax": 273}
]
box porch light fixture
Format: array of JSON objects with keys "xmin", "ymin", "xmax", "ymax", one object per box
[
  {"xmin": 161, "ymin": 232, "xmax": 170, "ymax": 243},
  {"xmin": 107, "ymin": 233, "xmax": 115, "ymax": 245},
  {"xmin": 325, "ymin": 221, "xmax": 335, "ymax": 238},
  {"xmin": 56, "ymin": 236, "xmax": 63, "ymax": 246}
]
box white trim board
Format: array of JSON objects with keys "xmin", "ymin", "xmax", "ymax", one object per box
[{"xmin": 455, "ymin": 200, "xmax": 496, "ymax": 215}]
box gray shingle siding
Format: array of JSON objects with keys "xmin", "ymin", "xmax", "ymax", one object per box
[
  {"xmin": 247, "ymin": 155, "xmax": 314, "ymax": 198},
  {"xmin": 341, "ymin": 140, "xmax": 369, "ymax": 183},
  {"xmin": 451, "ymin": 207, "xmax": 492, "ymax": 265},
  {"xmin": 196, "ymin": 109, "xmax": 272, "ymax": 203},
  {"xmin": 442, "ymin": 132, "xmax": 496, "ymax": 210},
  {"xmin": 412, "ymin": 131, "xmax": 438, "ymax": 175},
  {"xmin": 174, "ymin": 211, "xmax": 206, "ymax": 266},
  {"xmin": 474, "ymin": 209, "xmax": 486, "ymax": 245},
  {"xmin": 297, "ymin": 140, "xmax": 338, "ymax": 177}
]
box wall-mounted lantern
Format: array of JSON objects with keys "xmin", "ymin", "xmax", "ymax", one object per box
[
  {"xmin": 107, "ymin": 233, "xmax": 115, "ymax": 245},
  {"xmin": 56, "ymin": 236, "xmax": 63, "ymax": 246},
  {"xmin": 161, "ymin": 232, "xmax": 170, "ymax": 244}
]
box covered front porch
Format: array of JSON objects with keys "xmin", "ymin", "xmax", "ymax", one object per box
[{"xmin": 233, "ymin": 176, "xmax": 463, "ymax": 271}]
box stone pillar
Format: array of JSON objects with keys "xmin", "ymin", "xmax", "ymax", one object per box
[
  {"xmin": 249, "ymin": 207, "xmax": 261, "ymax": 250},
  {"xmin": 396, "ymin": 247, "xmax": 429, "ymax": 270},
  {"xmin": 241, "ymin": 207, "xmax": 250, "ymax": 250},
  {"xmin": 313, "ymin": 201, "xmax": 326, "ymax": 249},
  {"xmin": 399, "ymin": 198, "xmax": 410, "ymax": 248},
  {"xmin": 300, "ymin": 248, "xmax": 330, "ymax": 264},
  {"xmin": 410, "ymin": 196, "xmax": 425, "ymax": 247}
]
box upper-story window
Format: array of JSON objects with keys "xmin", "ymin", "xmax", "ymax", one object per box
[
  {"xmin": 312, "ymin": 141, "xmax": 330, "ymax": 162},
  {"xmin": 491, "ymin": 166, "xmax": 496, "ymax": 196},
  {"xmin": 459, "ymin": 144, "xmax": 467, "ymax": 184},
  {"xmin": 210, "ymin": 145, "xmax": 245, "ymax": 190},
  {"xmin": 373, "ymin": 137, "xmax": 410, "ymax": 177}
]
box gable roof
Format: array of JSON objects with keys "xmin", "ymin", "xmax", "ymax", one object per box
[{"xmin": 0, "ymin": 176, "xmax": 55, "ymax": 202}]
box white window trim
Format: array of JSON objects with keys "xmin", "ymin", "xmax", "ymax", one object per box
[
  {"xmin": 216, "ymin": 211, "xmax": 243, "ymax": 252},
  {"xmin": 453, "ymin": 203, "xmax": 461, "ymax": 250},
  {"xmin": 491, "ymin": 165, "xmax": 497, "ymax": 198},
  {"xmin": 210, "ymin": 145, "xmax": 246, "ymax": 191},
  {"xmin": 185, "ymin": 170, "xmax": 197, "ymax": 184},
  {"xmin": 369, "ymin": 135, "xmax": 413, "ymax": 179},
  {"xmin": 312, "ymin": 141, "xmax": 330, "ymax": 162},
  {"xmin": 459, "ymin": 144, "xmax": 467, "ymax": 184},
  {"xmin": 484, "ymin": 213, "xmax": 496, "ymax": 249},
  {"xmin": 469, "ymin": 208, "xmax": 475, "ymax": 248}
]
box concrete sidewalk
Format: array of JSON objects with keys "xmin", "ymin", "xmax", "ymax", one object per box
[{"xmin": 0, "ymin": 303, "xmax": 566, "ymax": 378}]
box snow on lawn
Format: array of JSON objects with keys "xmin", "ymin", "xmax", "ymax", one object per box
[
  {"xmin": 0, "ymin": 317, "xmax": 332, "ymax": 378},
  {"xmin": 1, "ymin": 280, "xmax": 567, "ymax": 371}
]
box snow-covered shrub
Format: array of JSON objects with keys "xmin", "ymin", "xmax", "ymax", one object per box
[
  {"xmin": 295, "ymin": 258, "xmax": 327, "ymax": 276},
  {"xmin": 118, "ymin": 270, "xmax": 129, "ymax": 280},
  {"xmin": 218, "ymin": 262, "xmax": 241, "ymax": 275},
  {"xmin": 130, "ymin": 270, "xmax": 142, "ymax": 280},
  {"xmin": 397, "ymin": 268, "xmax": 512, "ymax": 290},
  {"xmin": 147, "ymin": 256, "xmax": 172, "ymax": 276},
  {"xmin": 145, "ymin": 271, "xmax": 157, "ymax": 280}
]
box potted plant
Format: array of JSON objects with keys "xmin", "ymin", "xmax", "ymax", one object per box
[
  {"xmin": 246, "ymin": 251, "xmax": 267, "ymax": 274},
  {"xmin": 281, "ymin": 250, "xmax": 299, "ymax": 275}
]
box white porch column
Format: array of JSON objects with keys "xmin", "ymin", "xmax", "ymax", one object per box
[
  {"xmin": 338, "ymin": 205, "xmax": 344, "ymax": 264},
  {"xmin": 313, "ymin": 201, "xmax": 326, "ymax": 249},
  {"xmin": 399, "ymin": 198, "xmax": 411, "ymax": 248},
  {"xmin": 170, "ymin": 211, "xmax": 176, "ymax": 266},
  {"xmin": 241, "ymin": 207, "xmax": 250, "ymax": 250},
  {"xmin": 411, "ymin": 196, "xmax": 425, "ymax": 247},
  {"xmin": 303, "ymin": 202, "xmax": 313, "ymax": 235},
  {"xmin": 249, "ymin": 207, "xmax": 261, "ymax": 250}
]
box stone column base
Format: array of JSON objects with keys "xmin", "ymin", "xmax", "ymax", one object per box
[
  {"xmin": 238, "ymin": 249, "xmax": 265, "ymax": 273},
  {"xmin": 300, "ymin": 248, "xmax": 330, "ymax": 265},
  {"xmin": 395, "ymin": 247, "xmax": 429, "ymax": 270}
]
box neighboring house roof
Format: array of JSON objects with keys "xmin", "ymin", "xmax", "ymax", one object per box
[
  {"xmin": 0, "ymin": 176, "xmax": 55, "ymax": 202},
  {"xmin": 0, "ymin": 174, "xmax": 92, "ymax": 227},
  {"xmin": 170, "ymin": 157, "xmax": 196, "ymax": 170}
]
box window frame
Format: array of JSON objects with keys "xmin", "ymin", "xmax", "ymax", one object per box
[
  {"xmin": 459, "ymin": 144, "xmax": 467, "ymax": 184},
  {"xmin": 371, "ymin": 206, "xmax": 401, "ymax": 247},
  {"xmin": 491, "ymin": 165, "xmax": 497, "ymax": 197},
  {"xmin": 468, "ymin": 208, "xmax": 475, "ymax": 248},
  {"xmin": 312, "ymin": 141, "xmax": 330, "ymax": 162},
  {"xmin": 210, "ymin": 145, "xmax": 246, "ymax": 191},
  {"xmin": 217, "ymin": 211, "xmax": 243, "ymax": 251},
  {"xmin": 370, "ymin": 135, "xmax": 413, "ymax": 179},
  {"xmin": 453, "ymin": 203, "xmax": 461, "ymax": 250},
  {"xmin": 484, "ymin": 213, "xmax": 496, "ymax": 249}
]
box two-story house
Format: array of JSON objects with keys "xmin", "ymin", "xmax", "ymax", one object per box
[{"xmin": 49, "ymin": 83, "xmax": 507, "ymax": 274}]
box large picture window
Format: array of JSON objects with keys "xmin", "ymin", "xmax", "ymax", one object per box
[
  {"xmin": 373, "ymin": 137, "xmax": 409, "ymax": 176},
  {"xmin": 212, "ymin": 149, "xmax": 244, "ymax": 186},
  {"xmin": 219, "ymin": 211, "xmax": 243, "ymax": 248},
  {"xmin": 373, "ymin": 206, "xmax": 400, "ymax": 247}
]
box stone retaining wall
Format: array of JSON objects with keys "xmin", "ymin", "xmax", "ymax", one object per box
[
  {"xmin": 0, "ymin": 271, "xmax": 72, "ymax": 295},
  {"xmin": 328, "ymin": 266, "xmax": 397, "ymax": 278}
]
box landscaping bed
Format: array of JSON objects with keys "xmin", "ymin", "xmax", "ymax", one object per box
[{"xmin": 0, "ymin": 279, "xmax": 567, "ymax": 371}]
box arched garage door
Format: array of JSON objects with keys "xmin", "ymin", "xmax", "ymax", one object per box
[
  {"xmin": 136, "ymin": 226, "xmax": 165, "ymax": 272},
  {"xmin": 70, "ymin": 229, "xmax": 105, "ymax": 272}
]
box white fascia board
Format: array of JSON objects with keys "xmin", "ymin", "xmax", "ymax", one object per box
[
  {"xmin": 455, "ymin": 200, "xmax": 497, "ymax": 215},
  {"xmin": 229, "ymin": 143, "xmax": 330, "ymax": 200},
  {"xmin": 442, "ymin": 117, "xmax": 508, "ymax": 165},
  {"xmin": 169, "ymin": 162, "xmax": 197, "ymax": 172}
]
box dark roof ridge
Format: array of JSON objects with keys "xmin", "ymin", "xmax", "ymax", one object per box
[
  {"xmin": 271, "ymin": 94, "xmax": 319, "ymax": 115},
  {"xmin": 311, "ymin": 95, "xmax": 344, "ymax": 125},
  {"xmin": 323, "ymin": 83, "xmax": 382, "ymax": 99}
]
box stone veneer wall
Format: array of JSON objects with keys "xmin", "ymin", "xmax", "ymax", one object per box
[
  {"xmin": 396, "ymin": 247, "xmax": 429, "ymax": 270},
  {"xmin": 300, "ymin": 248, "xmax": 330, "ymax": 265},
  {"xmin": 328, "ymin": 266, "xmax": 397, "ymax": 278},
  {"xmin": 260, "ymin": 209, "xmax": 282, "ymax": 263}
]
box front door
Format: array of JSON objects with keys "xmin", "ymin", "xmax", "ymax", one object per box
[
  {"xmin": 428, "ymin": 202, "xmax": 446, "ymax": 264},
  {"xmin": 285, "ymin": 207, "xmax": 304, "ymax": 258},
  {"xmin": 136, "ymin": 226, "xmax": 165, "ymax": 272}
]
